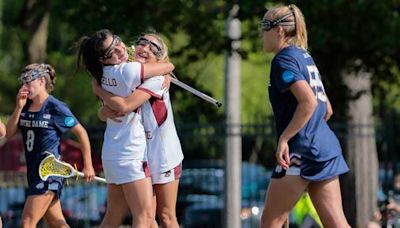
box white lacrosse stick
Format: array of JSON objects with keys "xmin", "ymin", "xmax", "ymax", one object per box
[
  {"xmin": 170, "ymin": 73, "xmax": 222, "ymax": 107},
  {"xmin": 39, "ymin": 153, "xmax": 106, "ymax": 183}
]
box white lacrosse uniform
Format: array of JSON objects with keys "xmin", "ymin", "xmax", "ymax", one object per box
[
  {"xmin": 101, "ymin": 62, "xmax": 150, "ymax": 184},
  {"xmin": 138, "ymin": 76, "xmax": 184, "ymax": 184}
]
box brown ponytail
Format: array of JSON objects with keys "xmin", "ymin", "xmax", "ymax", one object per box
[{"xmin": 76, "ymin": 29, "xmax": 113, "ymax": 85}]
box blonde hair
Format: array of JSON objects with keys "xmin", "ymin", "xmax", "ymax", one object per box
[
  {"xmin": 22, "ymin": 63, "xmax": 56, "ymax": 92},
  {"xmin": 266, "ymin": 4, "xmax": 308, "ymax": 50},
  {"xmin": 144, "ymin": 33, "xmax": 169, "ymax": 62}
]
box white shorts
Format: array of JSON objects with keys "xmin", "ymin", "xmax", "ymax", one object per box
[
  {"xmin": 152, "ymin": 163, "xmax": 182, "ymax": 185},
  {"xmin": 103, "ymin": 159, "xmax": 150, "ymax": 184}
]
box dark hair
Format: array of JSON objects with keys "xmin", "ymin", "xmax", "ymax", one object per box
[
  {"xmin": 76, "ymin": 29, "xmax": 113, "ymax": 84},
  {"xmin": 22, "ymin": 63, "xmax": 56, "ymax": 92}
]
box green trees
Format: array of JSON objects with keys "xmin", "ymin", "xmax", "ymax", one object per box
[{"xmin": 1, "ymin": 1, "xmax": 400, "ymax": 226}]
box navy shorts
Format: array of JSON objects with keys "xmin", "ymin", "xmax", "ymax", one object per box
[
  {"xmin": 272, "ymin": 153, "xmax": 349, "ymax": 181},
  {"xmin": 27, "ymin": 177, "xmax": 64, "ymax": 198}
]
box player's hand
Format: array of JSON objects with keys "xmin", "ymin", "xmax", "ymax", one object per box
[
  {"xmin": 16, "ymin": 86, "xmax": 29, "ymax": 109},
  {"xmin": 101, "ymin": 105, "xmax": 124, "ymax": 122},
  {"xmin": 276, "ymin": 137, "xmax": 290, "ymax": 170},
  {"xmin": 162, "ymin": 74, "xmax": 171, "ymax": 90},
  {"xmin": 82, "ymin": 166, "xmax": 95, "ymax": 182}
]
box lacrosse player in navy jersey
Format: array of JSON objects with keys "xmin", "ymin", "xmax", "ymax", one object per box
[
  {"xmin": 6, "ymin": 63, "xmax": 95, "ymax": 228},
  {"xmin": 259, "ymin": 4, "xmax": 350, "ymax": 228}
]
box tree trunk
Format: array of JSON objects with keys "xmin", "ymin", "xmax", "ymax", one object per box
[
  {"xmin": 19, "ymin": 0, "xmax": 50, "ymax": 63},
  {"xmin": 342, "ymin": 71, "xmax": 378, "ymax": 227}
]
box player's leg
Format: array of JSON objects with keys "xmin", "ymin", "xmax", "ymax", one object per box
[
  {"xmin": 21, "ymin": 192, "xmax": 56, "ymax": 228},
  {"xmin": 151, "ymin": 193, "xmax": 159, "ymax": 228},
  {"xmin": 43, "ymin": 198, "xmax": 69, "ymax": 228},
  {"xmin": 99, "ymin": 184, "xmax": 129, "ymax": 228},
  {"xmin": 154, "ymin": 180, "xmax": 180, "ymax": 228},
  {"xmin": 307, "ymin": 177, "xmax": 350, "ymax": 228},
  {"xmin": 152, "ymin": 165, "xmax": 181, "ymax": 228},
  {"xmin": 260, "ymin": 175, "xmax": 309, "ymax": 228},
  {"xmin": 122, "ymin": 177, "xmax": 154, "ymax": 228}
]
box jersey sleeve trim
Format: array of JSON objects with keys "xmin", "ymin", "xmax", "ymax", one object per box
[{"xmin": 149, "ymin": 97, "xmax": 167, "ymax": 126}]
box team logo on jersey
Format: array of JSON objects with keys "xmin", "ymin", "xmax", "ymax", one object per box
[
  {"xmin": 64, "ymin": 117, "xmax": 75, "ymax": 127},
  {"xmin": 20, "ymin": 113, "xmax": 26, "ymax": 117},
  {"xmin": 43, "ymin": 114, "xmax": 51, "ymax": 119},
  {"xmin": 282, "ymin": 70, "xmax": 295, "ymax": 83},
  {"xmin": 164, "ymin": 170, "xmax": 171, "ymax": 177}
]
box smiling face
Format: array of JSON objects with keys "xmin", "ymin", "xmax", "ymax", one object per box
[
  {"xmin": 134, "ymin": 35, "xmax": 164, "ymax": 64},
  {"xmin": 100, "ymin": 34, "xmax": 129, "ymax": 65}
]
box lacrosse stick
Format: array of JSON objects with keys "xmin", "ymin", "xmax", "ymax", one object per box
[
  {"xmin": 39, "ymin": 153, "xmax": 106, "ymax": 183},
  {"xmin": 170, "ymin": 73, "xmax": 222, "ymax": 108}
]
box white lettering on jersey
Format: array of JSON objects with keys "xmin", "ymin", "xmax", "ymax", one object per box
[
  {"xmin": 303, "ymin": 52, "xmax": 311, "ymax": 59},
  {"xmin": 32, "ymin": 120, "xmax": 49, "ymax": 128},
  {"xmin": 20, "ymin": 119, "xmax": 31, "ymax": 127},
  {"xmin": 19, "ymin": 120, "xmax": 49, "ymax": 128},
  {"xmin": 307, "ymin": 65, "xmax": 327, "ymax": 102}
]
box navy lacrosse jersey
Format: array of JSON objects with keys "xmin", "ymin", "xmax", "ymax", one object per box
[
  {"xmin": 18, "ymin": 95, "xmax": 79, "ymax": 194},
  {"xmin": 268, "ymin": 45, "xmax": 341, "ymax": 162}
]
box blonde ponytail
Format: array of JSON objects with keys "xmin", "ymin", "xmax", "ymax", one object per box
[
  {"xmin": 265, "ymin": 4, "xmax": 308, "ymax": 50},
  {"xmin": 289, "ymin": 4, "xmax": 308, "ymax": 50}
]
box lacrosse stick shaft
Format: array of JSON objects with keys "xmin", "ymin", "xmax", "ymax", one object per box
[
  {"xmin": 76, "ymin": 171, "xmax": 106, "ymax": 183},
  {"xmin": 170, "ymin": 75, "xmax": 222, "ymax": 107}
]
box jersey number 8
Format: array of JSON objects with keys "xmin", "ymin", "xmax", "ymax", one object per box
[{"xmin": 26, "ymin": 130, "xmax": 35, "ymax": 152}]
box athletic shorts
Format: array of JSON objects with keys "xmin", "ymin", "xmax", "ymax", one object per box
[
  {"xmin": 103, "ymin": 159, "xmax": 151, "ymax": 184},
  {"xmin": 152, "ymin": 163, "xmax": 182, "ymax": 185},
  {"xmin": 27, "ymin": 178, "xmax": 64, "ymax": 198},
  {"xmin": 271, "ymin": 153, "xmax": 349, "ymax": 181}
]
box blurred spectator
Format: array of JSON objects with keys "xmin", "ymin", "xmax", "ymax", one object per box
[
  {"xmin": 369, "ymin": 173, "xmax": 400, "ymax": 227},
  {"xmin": 385, "ymin": 173, "xmax": 400, "ymax": 227}
]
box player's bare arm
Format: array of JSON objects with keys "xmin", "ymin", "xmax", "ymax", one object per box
[
  {"xmin": 6, "ymin": 86, "xmax": 29, "ymax": 138},
  {"xmin": 277, "ymin": 81, "xmax": 317, "ymax": 169},
  {"xmin": 70, "ymin": 124, "xmax": 95, "ymax": 182},
  {"xmin": 92, "ymin": 79, "xmax": 151, "ymax": 114},
  {"xmin": 143, "ymin": 62, "xmax": 174, "ymax": 79}
]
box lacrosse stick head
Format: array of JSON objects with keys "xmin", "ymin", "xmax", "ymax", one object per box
[{"xmin": 39, "ymin": 153, "xmax": 75, "ymax": 181}]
